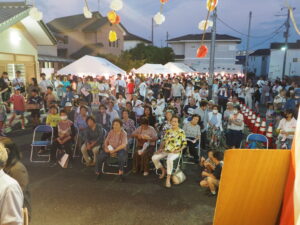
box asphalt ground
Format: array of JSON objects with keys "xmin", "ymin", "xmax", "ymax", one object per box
[{"xmin": 8, "ymin": 129, "xmax": 216, "ymax": 225}]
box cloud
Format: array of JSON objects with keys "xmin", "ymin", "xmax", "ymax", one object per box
[{"xmin": 34, "ymin": 0, "xmax": 300, "ymax": 50}]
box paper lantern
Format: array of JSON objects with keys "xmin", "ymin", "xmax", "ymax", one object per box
[
  {"xmin": 160, "ymin": 0, "xmax": 169, "ymax": 4},
  {"xmin": 198, "ymin": 20, "xmax": 213, "ymax": 30},
  {"xmin": 196, "ymin": 45, "xmax": 208, "ymax": 58},
  {"xmin": 110, "ymin": 0, "xmax": 123, "ymax": 11},
  {"xmin": 154, "ymin": 12, "xmax": 165, "ymax": 25},
  {"xmin": 206, "ymin": 0, "xmax": 218, "ymax": 11},
  {"xmin": 29, "ymin": 7, "xmax": 43, "ymax": 21},
  {"xmin": 109, "ymin": 30, "xmax": 117, "ymax": 42},
  {"xmin": 107, "ymin": 10, "xmax": 117, "ymax": 24},
  {"xmin": 114, "ymin": 15, "xmax": 121, "ymax": 25},
  {"xmin": 83, "ymin": 6, "xmax": 92, "ymax": 19}
]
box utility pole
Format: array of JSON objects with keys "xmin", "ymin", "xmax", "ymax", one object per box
[
  {"xmin": 151, "ymin": 18, "xmax": 154, "ymax": 45},
  {"xmin": 208, "ymin": 8, "xmax": 217, "ymax": 87},
  {"xmin": 282, "ymin": 9, "xmax": 291, "ymax": 79},
  {"xmin": 245, "ymin": 11, "xmax": 252, "ymax": 82},
  {"xmin": 166, "ymin": 32, "xmax": 169, "ymax": 47}
]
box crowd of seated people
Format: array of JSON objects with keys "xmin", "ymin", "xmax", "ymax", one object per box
[{"xmin": 0, "ymin": 71, "xmax": 299, "ymax": 194}]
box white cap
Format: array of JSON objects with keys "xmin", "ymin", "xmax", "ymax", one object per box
[
  {"xmin": 65, "ymin": 102, "xmax": 72, "ymax": 107},
  {"xmin": 0, "ymin": 143, "xmax": 8, "ymax": 168}
]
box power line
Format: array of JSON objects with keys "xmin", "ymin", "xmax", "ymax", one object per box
[
  {"xmin": 248, "ymin": 26, "xmax": 285, "ymax": 50},
  {"xmin": 217, "ymin": 17, "xmax": 285, "ymax": 38}
]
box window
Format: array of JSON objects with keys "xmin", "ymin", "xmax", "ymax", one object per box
[
  {"xmin": 63, "ymin": 36, "xmax": 68, "ymax": 44},
  {"xmin": 116, "ymin": 40, "xmax": 119, "ymax": 48},
  {"xmin": 109, "ymin": 41, "xmax": 111, "ymax": 47},
  {"xmin": 57, "ymin": 49, "xmax": 67, "ymax": 58},
  {"xmin": 112, "ymin": 42, "xmax": 116, "ymax": 47}
]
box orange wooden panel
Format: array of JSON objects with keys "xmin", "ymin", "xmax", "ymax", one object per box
[{"xmin": 214, "ymin": 149, "xmax": 291, "ymax": 225}]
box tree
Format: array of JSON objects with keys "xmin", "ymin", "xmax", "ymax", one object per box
[
  {"xmin": 98, "ymin": 43, "xmax": 175, "ymax": 72},
  {"xmin": 129, "ymin": 43, "xmax": 175, "ymax": 64}
]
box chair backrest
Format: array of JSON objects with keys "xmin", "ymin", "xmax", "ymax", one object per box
[
  {"xmin": 34, "ymin": 125, "xmax": 53, "ymax": 133},
  {"xmin": 246, "ymin": 134, "xmax": 268, "ymax": 149}
]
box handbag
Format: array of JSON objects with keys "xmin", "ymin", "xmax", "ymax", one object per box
[
  {"xmin": 172, "ymin": 154, "xmax": 186, "ymax": 185},
  {"xmin": 58, "ymin": 153, "xmax": 69, "ymax": 168}
]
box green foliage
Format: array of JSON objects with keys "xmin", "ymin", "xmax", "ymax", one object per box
[
  {"xmin": 129, "ymin": 43, "xmax": 175, "ymax": 64},
  {"xmin": 98, "ymin": 43, "xmax": 175, "ymax": 72}
]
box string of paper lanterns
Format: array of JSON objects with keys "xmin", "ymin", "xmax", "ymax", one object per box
[
  {"xmin": 196, "ymin": 0, "xmax": 218, "ymax": 58},
  {"xmin": 153, "ymin": 0, "xmax": 169, "ymax": 25},
  {"xmin": 108, "ymin": 0, "xmax": 123, "ymax": 42}
]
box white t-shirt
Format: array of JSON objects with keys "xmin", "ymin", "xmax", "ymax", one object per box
[
  {"xmin": 277, "ymin": 118, "xmax": 297, "ymax": 139},
  {"xmin": 0, "ymin": 170, "xmax": 23, "ymax": 225},
  {"xmin": 139, "ymin": 82, "xmax": 147, "ymax": 97},
  {"xmin": 171, "ymin": 83, "xmax": 184, "ymax": 97},
  {"xmin": 228, "ymin": 113, "xmax": 244, "ymax": 131}
]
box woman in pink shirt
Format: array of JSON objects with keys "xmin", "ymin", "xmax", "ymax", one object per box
[{"xmin": 95, "ymin": 119, "xmax": 128, "ymax": 181}]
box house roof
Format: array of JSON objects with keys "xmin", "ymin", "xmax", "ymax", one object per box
[
  {"xmin": 82, "ymin": 17, "xmax": 108, "ymax": 32},
  {"xmin": 70, "ymin": 43, "xmax": 104, "ymax": 59},
  {"xmin": 124, "ymin": 32, "xmax": 151, "ymax": 43},
  {"xmin": 270, "ymin": 40, "xmax": 300, "ymax": 50},
  {"xmin": 249, "ymin": 49, "xmax": 270, "ymax": 56},
  {"xmin": 47, "ymin": 12, "xmax": 103, "ymax": 33},
  {"xmin": 38, "ymin": 54, "xmax": 74, "ymax": 63},
  {"xmin": 0, "ymin": 1, "xmax": 56, "ymax": 45},
  {"xmin": 168, "ymin": 33, "xmax": 241, "ymax": 42},
  {"xmin": 0, "ymin": 2, "xmax": 29, "ymax": 24}
]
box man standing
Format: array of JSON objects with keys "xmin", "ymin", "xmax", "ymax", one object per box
[
  {"xmin": 0, "ymin": 143, "xmax": 24, "ymax": 225},
  {"xmin": 162, "ymin": 79, "xmax": 172, "ymax": 100},
  {"xmin": 0, "ymin": 72, "xmax": 9, "ymax": 101},
  {"xmin": 171, "ymin": 78, "xmax": 185, "ymax": 99},
  {"xmin": 115, "ymin": 74, "xmax": 126, "ymax": 98},
  {"xmin": 12, "ymin": 71, "xmax": 25, "ymax": 94},
  {"xmin": 39, "ymin": 73, "xmax": 53, "ymax": 103}
]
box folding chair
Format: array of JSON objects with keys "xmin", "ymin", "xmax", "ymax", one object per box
[
  {"xmin": 155, "ymin": 150, "xmax": 184, "ymax": 176},
  {"xmin": 101, "ymin": 151, "xmax": 128, "ymax": 175},
  {"xmin": 245, "ymin": 133, "xmax": 269, "ymax": 149},
  {"xmin": 30, "ymin": 125, "xmax": 53, "ymax": 163},
  {"xmin": 182, "ymin": 139, "xmax": 201, "ymax": 165}
]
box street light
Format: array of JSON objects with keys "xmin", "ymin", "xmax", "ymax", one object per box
[{"xmin": 281, "ymin": 46, "xmax": 287, "ymax": 51}]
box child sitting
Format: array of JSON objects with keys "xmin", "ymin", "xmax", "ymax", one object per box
[{"xmin": 200, "ymin": 151, "xmax": 224, "ymax": 196}]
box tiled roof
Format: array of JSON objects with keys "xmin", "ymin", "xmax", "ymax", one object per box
[
  {"xmin": 0, "ymin": 2, "xmax": 29, "ymax": 24},
  {"xmin": 168, "ymin": 33, "xmax": 241, "ymax": 42},
  {"xmin": 82, "ymin": 17, "xmax": 108, "ymax": 32},
  {"xmin": 47, "ymin": 12, "xmax": 102, "ymax": 33},
  {"xmin": 124, "ymin": 32, "xmax": 151, "ymax": 43}
]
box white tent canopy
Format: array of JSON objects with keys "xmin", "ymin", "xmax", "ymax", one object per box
[
  {"xmin": 135, "ymin": 63, "xmax": 172, "ymax": 74},
  {"xmin": 164, "ymin": 62, "xmax": 196, "ymax": 73},
  {"xmin": 57, "ymin": 55, "xmax": 126, "ymax": 77}
]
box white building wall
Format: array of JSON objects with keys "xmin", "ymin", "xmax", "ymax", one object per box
[
  {"xmin": 37, "ymin": 45, "xmax": 57, "ymax": 56},
  {"xmin": 269, "ymin": 49, "xmax": 300, "ymax": 80},
  {"xmin": 170, "ymin": 42, "xmax": 185, "ymax": 55},
  {"xmin": 169, "ymin": 40, "xmax": 239, "ymax": 73}
]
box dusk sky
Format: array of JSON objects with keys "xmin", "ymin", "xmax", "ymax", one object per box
[{"xmin": 20, "ymin": 0, "xmax": 300, "ymax": 50}]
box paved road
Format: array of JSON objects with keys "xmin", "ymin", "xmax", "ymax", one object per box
[{"xmin": 9, "ymin": 129, "xmax": 215, "ymax": 225}]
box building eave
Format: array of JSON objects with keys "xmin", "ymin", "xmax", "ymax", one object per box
[{"xmin": 0, "ymin": 8, "xmax": 30, "ymax": 33}]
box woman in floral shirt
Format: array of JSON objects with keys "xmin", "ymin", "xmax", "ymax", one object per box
[{"xmin": 152, "ymin": 116, "xmax": 187, "ymax": 188}]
